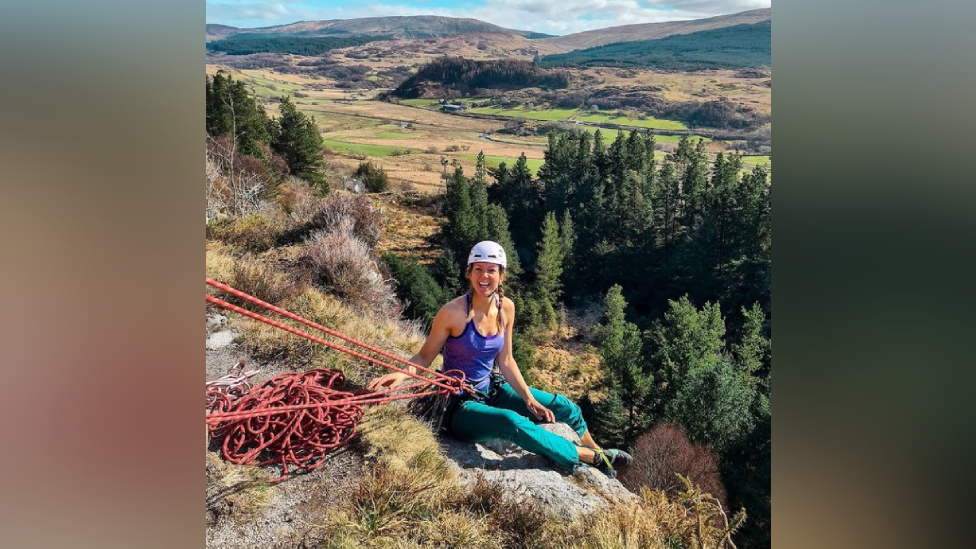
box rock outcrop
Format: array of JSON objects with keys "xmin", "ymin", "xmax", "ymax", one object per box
[{"xmin": 440, "ymin": 422, "xmax": 636, "ymax": 519}]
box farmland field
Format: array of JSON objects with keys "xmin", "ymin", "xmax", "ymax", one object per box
[
  {"xmin": 208, "ymin": 58, "xmax": 768, "ymax": 194},
  {"xmin": 466, "ymin": 106, "xmax": 579, "ymax": 121},
  {"xmin": 321, "ymin": 139, "xmax": 416, "ymax": 157},
  {"xmin": 741, "ymin": 155, "xmax": 771, "ymax": 166},
  {"xmin": 573, "ymin": 112, "xmax": 688, "ymax": 130},
  {"xmin": 460, "ymin": 154, "xmax": 545, "ymax": 176}
]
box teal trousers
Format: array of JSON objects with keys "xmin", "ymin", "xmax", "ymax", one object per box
[{"xmin": 448, "ymin": 381, "xmax": 587, "ymax": 468}]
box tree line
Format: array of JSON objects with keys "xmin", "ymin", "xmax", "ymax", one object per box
[
  {"xmin": 206, "ymin": 34, "xmax": 389, "ymax": 56},
  {"xmin": 383, "ymin": 130, "xmax": 771, "ymax": 548},
  {"xmin": 206, "ymin": 72, "xmax": 327, "ymax": 191}
]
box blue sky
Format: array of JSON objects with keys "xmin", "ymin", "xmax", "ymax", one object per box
[{"xmin": 206, "ymin": 1, "xmax": 771, "ymax": 36}]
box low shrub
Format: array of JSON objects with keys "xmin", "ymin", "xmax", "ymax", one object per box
[
  {"xmin": 618, "ymin": 423, "xmax": 727, "ymax": 509},
  {"xmin": 309, "ymin": 193, "xmax": 382, "ymax": 248},
  {"xmin": 354, "ymin": 161, "xmax": 390, "ymax": 193},
  {"xmin": 276, "ymin": 178, "xmax": 321, "ymax": 224},
  {"xmin": 304, "ymin": 224, "xmax": 396, "ymax": 313}
]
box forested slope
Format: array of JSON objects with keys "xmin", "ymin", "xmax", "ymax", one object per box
[{"xmin": 540, "ymin": 21, "xmax": 771, "ymax": 70}]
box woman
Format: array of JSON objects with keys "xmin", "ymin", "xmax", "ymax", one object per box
[{"xmin": 368, "ymin": 241, "xmax": 632, "ymax": 477}]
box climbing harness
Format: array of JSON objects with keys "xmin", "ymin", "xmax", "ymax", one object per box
[
  {"xmin": 205, "ymin": 277, "xmax": 477, "ymax": 481},
  {"xmin": 407, "ymin": 371, "xmax": 507, "ymax": 433}
]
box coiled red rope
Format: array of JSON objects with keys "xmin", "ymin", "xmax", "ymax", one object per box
[{"xmin": 205, "ymin": 278, "xmax": 472, "ymax": 481}]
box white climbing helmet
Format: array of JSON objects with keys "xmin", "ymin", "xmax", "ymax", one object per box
[{"xmin": 467, "ymin": 240, "xmax": 507, "ymax": 269}]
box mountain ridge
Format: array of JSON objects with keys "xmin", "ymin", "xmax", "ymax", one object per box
[
  {"xmin": 206, "ymin": 15, "xmax": 552, "ymax": 43},
  {"xmin": 540, "ymin": 8, "xmax": 771, "ymax": 51},
  {"xmin": 206, "ymin": 9, "xmax": 770, "ymax": 51}
]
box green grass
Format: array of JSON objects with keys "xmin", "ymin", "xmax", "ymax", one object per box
[
  {"xmin": 741, "ymin": 155, "xmax": 771, "ymax": 166},
  {"xmin": 574, "ymin": 112, "xmax": 688, "ymax": 130},
  {"xmin": 399, "ymin": 98, "xmax": 441, "ymax": 108},
  {"xmin": 238, "ymin": 71, "xmax": 304, "ymax": 99},
  {"xmin": 576, "ymin": 125, "xmax": 711, "ymax": 144},
  {"xmin": 459, "ymin": 154, "xmax": 544, "ymax": 175},
  {"xmin": 467, "ymin": 106, "xmax": 579, "ymax": 121},
  {"xmin": 321, "ymin": 138, "xmax": 415, "ymax": 157}
]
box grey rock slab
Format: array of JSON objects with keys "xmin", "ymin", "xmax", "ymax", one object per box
[
  {"xmin": 206, "ymin": 330, "xmax": 238, "ymax": 350},
  {"xmin": 438, "ymin": 421, "xmax": 635, "ymax": 520}
]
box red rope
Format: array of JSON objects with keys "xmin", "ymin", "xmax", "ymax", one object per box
[
  {"xmin": 205, "ymin": 278, "xmax": 471, "ymax": 481},
  {"xmin": 206, "ymin": 278, "xmax": 461, "ymax": 391}
]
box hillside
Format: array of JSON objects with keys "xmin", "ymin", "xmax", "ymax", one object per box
[
  {"xmin": 540, "ymin": 7, "xmax": 771, "ymax": 51},
  {"xmin": 390, "ymin": 56, "xmax": 572, "ymax": 98},
  {"xmin": 540, "ymin": 20, "xmax": 771, "ymax": 70},
  {"xmin": 206, "ymin": 15, "xmax": 552, "ymax": 42}
]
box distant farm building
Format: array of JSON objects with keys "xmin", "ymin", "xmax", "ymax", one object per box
[{"xmin": 441, "ymin": 104, "xmax": 465, "ymax": 113}]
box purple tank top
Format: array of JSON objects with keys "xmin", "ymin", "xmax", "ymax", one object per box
[{"xmin": 441, "ymin": 294, "xmax": 505, "ymax": 393}]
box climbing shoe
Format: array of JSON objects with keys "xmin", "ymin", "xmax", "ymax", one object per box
[{"xmin": 587, "ymin": 447, "xmax": 633, "ymax": 479}]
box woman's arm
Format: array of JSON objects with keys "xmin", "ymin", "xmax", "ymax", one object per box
[
  {"xmin": 367, "ymin": 301, "xmax": 458, "ymax": 391},
  {"xmin": 496, "ymin": 298, "xmax": 555, "ymax": 423}
]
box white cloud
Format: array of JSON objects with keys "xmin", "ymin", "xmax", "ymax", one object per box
[{"xmin": 206, "ymin": 0, "xmax": 771, "ymax": 35}]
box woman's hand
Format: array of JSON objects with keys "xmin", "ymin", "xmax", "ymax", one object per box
[
  {"xmin": 525, "ymin": 398, "xmax": 555, "ymax": 423},
  {"xmin": 367, "ymin": 372, "xmax": 409, "ymax": 392}
]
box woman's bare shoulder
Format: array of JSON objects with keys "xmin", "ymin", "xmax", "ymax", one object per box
[
  {"xmin": 501, "ymin": 296, "xmax": 515, "ymax": 314},
  {"xmin": 437, "ymin": 295, "xmax": 468, "ymax": 321}
]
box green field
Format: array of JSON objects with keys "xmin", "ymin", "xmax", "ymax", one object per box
[
  {"xmin": 238, "ymin": 71, "xmax": 304, "ymax": 99},
  {"xmin": 574, "ymin": 112, "xmax": 688, "ymax": 130},
  {"xmin": 467, "ymin": 106, "xmax": 579, "ymax": 121},
  {"xmin": 399, "ymin": 98, "xmax": 441, "ymax": 108},
  {"xmin": 321, "ymin": 138, "xmax": 415, "ymax": 157},
  {"xmin": 400, "ymin": 97, "xmax": 492, "ymax": 109},
  {"xmin": 577, "ymin": 125, "xmax": 711, "ymax": 144},
  {"xmin": 460, "ymin": 154, "xmax": 544, "ymax": 176},
  {"xmin": 741, "ymin": 155, "xmax": 771, "ymax": 166}
]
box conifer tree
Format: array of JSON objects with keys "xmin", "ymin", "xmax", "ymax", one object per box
[
  {"xmin": 592, "ymin": 129, "xmax": 608, "ymax": 181},
  {"xmin": 679, "ymin": 138, "xmax": 709, "ymax": 230},
  {"xmin": 651, "ymin": 296, "xmax": 726, "ymax": 394},
  {"xmin": 655, "ymin": 159, "xmax": 681, "ymax": 257},
  {"xmin": 485, "ymin": 204, "xmax": 521, "ymax": 281},
  {"xmin": 583, "ymin": 386, "xmax": 628, "ymax": 450},
  {"xmin": 206, "ymin": 73, "xmax": 271, "ymax": 157},
  {"xmin": 432, "ymin": 248, "xmax": 463, "ymax": 297},
  {"xmin": 442, "ymin": 162, "xmax": 478, "ymax": 261},
  {"xmin": 381, "ymin": 253, "xmax": 448, "ymax": 326},
  {"xmin": 470, "ymin": 151, "xmax": 490, "ymax": 242},
  {"xmin": 270, "ymin": 96, "xmax": 325, "ymax": 188},
  {"xmin": 600, "ymin": 285, "xmax": 653, "ymax": 440},
  {"xmin": 733, "ymin": 303, "xmax": 769, "ymax": 383},
  {"xmin": 664, "ymin": 357, "xmax": 755, "ymax": 452},
  {"xmin": 533, "ymin": 212, "xmax": 564, "ymax": 328},
  {"xmin": 559, "ymin": 210, "xmax": 576, "ymax": 292}
]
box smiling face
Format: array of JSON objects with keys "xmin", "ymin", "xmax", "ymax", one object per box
[{"xmin": 468, "ymin": 262, "xmax": 504, "ymax": 297}]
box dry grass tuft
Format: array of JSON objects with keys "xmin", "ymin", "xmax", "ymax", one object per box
[
  {"xmin": 359, "ymin": 405, "xmax": 447, "ymax": 474},
  {"xmin": 231, "ymin": 284, "xmax": 425, "ymax": 376},
  {"xmin": 304, "ymin": 222, "xmax": 398, "ymax": 314},
  {"xmin": 207, "ymin": 211, "xmax": 287, "ymax": 252},
  {"xmin": 205, "ymin": 243, "xmax": 236, "ymax": 283},
  {"xmin": 230, "ymin": 256, "xmax": 307, "ymax": 308},
  {"xmin": 310, "ymin": 192, "xmax": 383, "ymax": 249}
]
